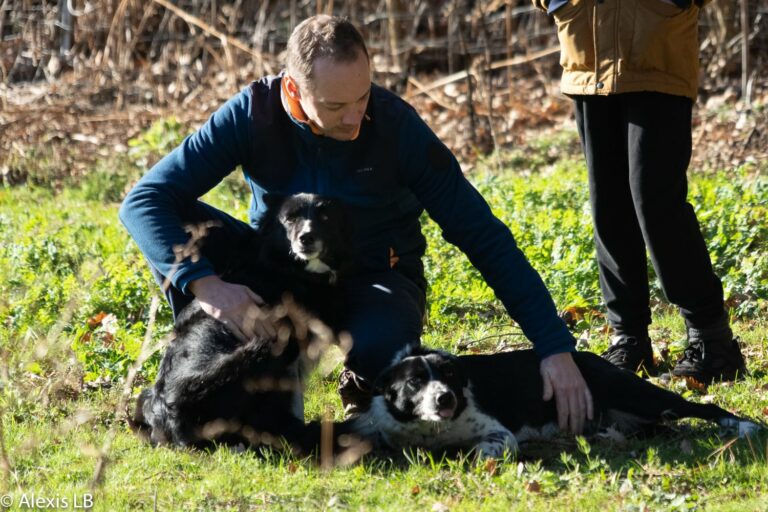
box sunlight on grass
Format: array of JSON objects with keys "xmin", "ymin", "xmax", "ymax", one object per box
[{"xmin": 0, "ymin": 151, "xmax": 766, "ymax": 509}]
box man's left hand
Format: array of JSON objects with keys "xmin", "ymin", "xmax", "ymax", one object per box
[{"xmin": 540, "ymin": 352, "xmax": 594, "ymax": 434}]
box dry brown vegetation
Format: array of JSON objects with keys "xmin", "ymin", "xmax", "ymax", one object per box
[{"xmin": 1, "ymin": 0, "xmax": 767, "ymax": 183}]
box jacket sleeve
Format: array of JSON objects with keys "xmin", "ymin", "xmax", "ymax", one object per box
[
  {"xmin": 118, "ymin": 88, "xmax": 255, "ymax": 293},
  {"xmin": 397, "ymin": 108, "xmax": 575, "ymax": 359}
]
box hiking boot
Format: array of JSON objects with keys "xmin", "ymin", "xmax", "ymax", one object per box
[
  {"xmin": 337, "ymin": 368, "xmax": 374, "ymax": 417},
  {"xmin": 601, "ymin": 335, "xmax": 655, "ymax": 374},
  {"xmin": 671, "ymin": 337, "xmax": 747, "ymax": 385}
]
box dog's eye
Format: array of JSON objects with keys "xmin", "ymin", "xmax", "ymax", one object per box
[{"xmin": 406, "ymin": 377, "xmax": 421, "ymax": 388}]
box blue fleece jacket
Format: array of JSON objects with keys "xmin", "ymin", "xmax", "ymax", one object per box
[{"xmin": 119, "ymin": 75, "xmax": 576, "ymax": 359}]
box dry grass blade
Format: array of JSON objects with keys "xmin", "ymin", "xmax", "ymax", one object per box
[
  {"xmin": 0, "ymin": 406, "xmax": 11, "ymax": 492},
  {"xmin": 707, "ymin": 437, "xmax": 739, "ymax": 461},
  {"xmin": 90, "ymin": 295, "xmax": 161, "ymax": 490}
]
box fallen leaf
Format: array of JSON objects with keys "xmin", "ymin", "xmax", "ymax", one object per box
[
  {"xmin": 684, "ymin": 377, "xmax": 708, "ymax": 392},
  {"xmin": 559, "ymin": 306, "xmax": 585, "ymax": 328},
  {"xmin": 104, "ymin": 332, "xmax": 115, "ymax": 343},
  {"xmin": 484, "ymin": 458, "xmax": 498, "ymax": 476},
  {"xmin": 525, "ymin": 481, "xmax": 541, "ymax": 493},
  {"xmin": 87, "ymin": 311, "xmax": 107, "ymax": 329},
  {"xmin": 411, "ymin": 485, "xmax": 420, "ymax": 496}
]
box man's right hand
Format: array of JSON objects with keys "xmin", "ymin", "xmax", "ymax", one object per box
[{"xmin": 189, "ymin": 275, "xmax": 276, "ymax": 343}]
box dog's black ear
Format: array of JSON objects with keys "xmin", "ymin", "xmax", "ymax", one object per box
[
  {"xmin": 261, "ymin": 193, "xmax": 285, "ymax": 212},
  {"xmin": 390, "ymin": 342, "xmax": 423, "ymax": 363},
  {"xmin": 451, "ymin": 357, "xmax": 470, "ymax": 388},
  {"xmin": 372, "ymin": 366, "xmax": 396, "ymax": 396}
]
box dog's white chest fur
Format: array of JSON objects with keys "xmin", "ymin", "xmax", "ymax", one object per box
[
  {"xmin": 304, "ymin": 258, "xmax": 331, "ymax": 274},
  {"xmin": 304, "ymin": 258, "xmax": 337, "ymax": 283},
  {"xmin": 353, "ymin": 389, "xmax": 519, "ymax": 458}
]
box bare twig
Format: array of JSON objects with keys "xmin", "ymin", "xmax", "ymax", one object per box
[
  {"xmin": 740, "ymin": 0, "xmax": 750, "ymax": 105},
  {"xmin": 151, "ymin": 0, "xmax": 274, "ymax": 74},
  {"xmin": 477, "ymin": 0, "xmax": 501, "ymax": 165},
  {"xmin": 98, "ymin": 0, "xmax": 131, "ymax": 73},
  {"xmin": 458, "ymin": 18, "xmax": 477, "ymax": 148},
  {"xmin": 406, "ymin": 76, "xmax": 459, "ymax": 112},
  {"xmin": 456, "ymin": 331, "xmax": 527, "ymax": 351},
  {"xmin": 386, "ymin": 0, "xmax": 403, "ymax": 73},
  {"xmin": 404, "ymin": 46, "xmax": 559, "ymax": 100}
]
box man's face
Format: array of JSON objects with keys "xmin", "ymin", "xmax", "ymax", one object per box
[{"xmin": 295, "ymin": 50, "xmax": 371, "ymax": 141}]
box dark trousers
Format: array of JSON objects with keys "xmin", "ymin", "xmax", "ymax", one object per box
[
  {"xmin": 147, "ymin": 201, "xmax": 425, "ymax": 382},
  {"xmin": 573, "ymin": 92, "xmax": 725, "ymax": 336}
]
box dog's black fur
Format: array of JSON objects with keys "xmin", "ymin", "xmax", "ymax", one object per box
[
  {"xmin": 132, "ymin": 193, "xmax": 352, "ymax": 451},
  {"xmin": 350, "ymin": 347, "xmax": 761, "ymax": 458}
]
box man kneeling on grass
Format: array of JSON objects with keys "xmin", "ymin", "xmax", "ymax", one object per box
[{"xmin": 119, "ymin": 15, "xmax": 594, "ymax": 433}]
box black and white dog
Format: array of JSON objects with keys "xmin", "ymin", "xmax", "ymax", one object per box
[
  {"xmin": 350, "ymin": 347, "xmax": 761, "ymax": 458},
  {"xmin": 132, "ymin": 193, "xmax": 352, "ymax": 451}
]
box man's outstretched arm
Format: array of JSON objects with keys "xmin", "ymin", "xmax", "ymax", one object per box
[{"xmin": 398, "ymin": 107, "xmax": 593, "ymax": 432}]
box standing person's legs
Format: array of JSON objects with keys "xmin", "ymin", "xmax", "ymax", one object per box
[
  {"xmin": 574, "ymin": 95, "xmax": 654, "ymax": 371},
  {"xmin": 336, "ymin": 270, "xmax": 426, "ymax": 413},
  {"xmin": 624, "ymin": 92, "xmax": 745, "ymax": 383},
  {"xmin": 624, "ymin": 92, "xmax": 723, "ymax": 324}
]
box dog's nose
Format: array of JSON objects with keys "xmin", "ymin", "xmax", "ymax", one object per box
[
  {"xmin": 299, "ymin": 232, "xmax": 315, "ymax": 246},
  {"xmin": 436, "ymin": 391, "xmax": 456, "ymax": 409}
]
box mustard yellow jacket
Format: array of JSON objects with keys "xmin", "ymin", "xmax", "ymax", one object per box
[{"xmin": 533, "ymin": 0, "xmax": 706, "ymax": 99}]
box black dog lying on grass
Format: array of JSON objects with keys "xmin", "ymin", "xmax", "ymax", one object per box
[
  {"xmin": 132, "ymin": 193, "xmax": 353, "ymax": 452},
  {"xmin": 348, "ymin": 346, "xmax": 762, "ymax": 458}
]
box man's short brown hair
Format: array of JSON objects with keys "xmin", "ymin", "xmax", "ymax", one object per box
[{"xmin": 286, "ymin": 15, "xmax": 368, "ymax": 87}]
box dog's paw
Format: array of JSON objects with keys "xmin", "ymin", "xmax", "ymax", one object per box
[
  {"xmin": 739, "ymin": 421, "xmax": 762, "ymax": 438},
  {"xmin": 733, "ymin": 419, "xmax": 762, "ymax": 438},
  {"xmin": 719, "ymin": 417, "xmax": 763, "ymax": 438},
  {"xmin": 474, "ymin": 431, "xmax": 518, "ymax": 459}
]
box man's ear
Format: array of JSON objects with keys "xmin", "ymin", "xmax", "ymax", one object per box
[{"xmin": 284, "ymin": 75, "xmax": 301, "ymax": 100}]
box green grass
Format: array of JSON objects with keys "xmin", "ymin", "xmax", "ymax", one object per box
[{"xmin": 1, "ymin": 135, "xmax": 767, "ymax": 510}]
